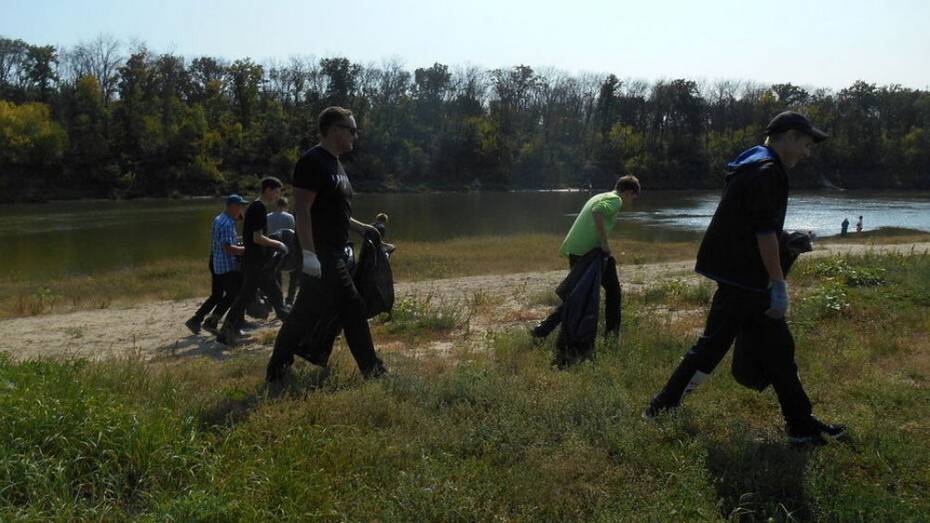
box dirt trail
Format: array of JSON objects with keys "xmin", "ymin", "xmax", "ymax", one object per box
[{"xmin": 2, "ymin": 242, "xmax": 927, "ymax": 362}]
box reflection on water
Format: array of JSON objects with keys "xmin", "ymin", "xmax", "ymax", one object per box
[{"xmin": 3, "ymin": 190, "xmax": 930, "ymax": 279}]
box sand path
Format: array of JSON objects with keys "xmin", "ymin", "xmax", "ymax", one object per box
[{"xmin": 2, "ymin": 242, "xmax": 927, "ymax": 362}]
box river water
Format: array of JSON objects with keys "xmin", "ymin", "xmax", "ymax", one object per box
[{"xmin": 3, "ymin": 190, "xmax": 929, "ymax": 280}]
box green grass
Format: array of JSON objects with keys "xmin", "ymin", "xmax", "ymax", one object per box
[
  {"xmin": 637, "ymin": 278, "xmax": 714, "ymax": 308},
  {"xmin": 2, "ymin": 253, "xmax": 929, "ymax": 520}
]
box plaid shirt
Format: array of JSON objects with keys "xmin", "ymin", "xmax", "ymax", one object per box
[{"xmin": 211, "ymin": 212, "xmax": 239, "ymax": 274}]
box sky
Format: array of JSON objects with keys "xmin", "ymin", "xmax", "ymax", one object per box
[{"xmin": 2, "ymin": 0, "xmax": 929, "ymax": 90}]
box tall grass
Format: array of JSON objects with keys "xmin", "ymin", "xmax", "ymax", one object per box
[{"xmin": 2, "ymin": 253, "xmax": 929, "ymax": 520}]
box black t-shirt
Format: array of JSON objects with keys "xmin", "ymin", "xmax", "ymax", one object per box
[
  {"xmin": 242, "ymin": 199, "xmax": 267, "ymax": 266},
  {"xmin": 292, "ymin": 145, "xmax": 353, "ymax": 256}
]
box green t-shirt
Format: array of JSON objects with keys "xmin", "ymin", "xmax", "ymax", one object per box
[{"xmin": 559, "ymin": 191, "xmax": 623, "ymax": 257}]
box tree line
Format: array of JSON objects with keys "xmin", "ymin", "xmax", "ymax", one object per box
[{"xmin": 1, "ymin": 34, "xmax": 929, "ymax": 202}]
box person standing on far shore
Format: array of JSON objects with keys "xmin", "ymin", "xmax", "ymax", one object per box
[
  {"xmin": 841, "ymin": 218, "xmax": 849, "ymax": 236},
  {"xmin": 856, "ymin": 215, "xmax": 863, "ymax": 233}
]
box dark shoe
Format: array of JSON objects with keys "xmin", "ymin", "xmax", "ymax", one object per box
[
  {"xmin": 266, "ymin": 363, "xmax": 292, "ymax": 383},
  {"xmin": 642, "ymin": 398, "xmax": 677, "ymax": 420},
  {"xmin": 217, "ymin": 324, "xmax": 237, "ymax": 346},
  {"xmin": 786, "ymin": 416, "xmax": 847, "ymax": 446},
  {"xmin": 276, "ymin": 305, "xmax": 291, "ymax": 321},
  {"xmin": 530, "ymin": 324, "xmax": 551, "ymax": 339},
  {"xmin": 363, "ymin": 362, "xmax": 389, "ymax": 380},
  {"xmin": 202, "ymin": 317, "xmax": 219, "ymax": 335},
  {"xmin": 184, "ymin": 316, "xmax": 201, "ymax": 335},
  {"xmin": 241, "ymin": 320, "xmax": 259, "ymax": 330}
]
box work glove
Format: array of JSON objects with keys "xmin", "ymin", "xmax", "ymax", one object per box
[
  {"xmin": 277, "ymin": 242, "xmax": 289, "ymax": 257},
  {"xmin": 302, "ymin": 249, "xmax": 321, "ymax": 278},
  {"xmin": 765, "ymin": 280, "xmax": 789, "ymax": 319}
]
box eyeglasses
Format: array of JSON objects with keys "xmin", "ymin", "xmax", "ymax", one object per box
[{"xmin": 335, "ymin": 124, "xmax": 359, "ymax": 137}]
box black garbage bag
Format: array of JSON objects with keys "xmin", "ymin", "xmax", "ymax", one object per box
[
  {"xmin": 731, "ymin": 231, "xmax": 814, "ymax": 391},
  {"xmin": 553, "ymin": 250, "xmax": 606, "ymax": 368},
  {"xmin": 263, "ymin": 229, "xmax": 302, "ymax": 274},
  {"xmin": 354, "ymin": 233, "xmax": 395, "ymax": 319}
]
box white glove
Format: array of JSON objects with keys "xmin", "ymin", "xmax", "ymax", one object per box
[
  {"xmin": 277, "ymin": 242, "xmax": 289, "ymax": 256},
  {"xmin": 302, "ymin": 249, "xmax": 321, "ymax": 277}
]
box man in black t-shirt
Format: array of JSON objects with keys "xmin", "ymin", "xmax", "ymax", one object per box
[
  {"xmin": 266, "ymin": 106, "xmax": 387, "ymax": 380},
  {"xmin": 217, "ymin": 176, "xmax": 289, "ymax": 345}
]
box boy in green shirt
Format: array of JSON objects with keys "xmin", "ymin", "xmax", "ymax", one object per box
[{"xmin": 532, "ymin": 175, "xmax": 641, "ymax": 340}]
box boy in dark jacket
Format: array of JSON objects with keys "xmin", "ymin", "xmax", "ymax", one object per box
[{"xmin": 644, "ymin": 112, "xmax": 846, "ymax": 446}]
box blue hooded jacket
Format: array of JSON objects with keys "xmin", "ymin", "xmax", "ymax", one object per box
[{"xmin": 726, "ymin": 145, "xmax": 778, "ymax": 172}]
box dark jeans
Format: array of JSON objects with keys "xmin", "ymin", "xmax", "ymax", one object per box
[
  {"xmin": 536, "ymin": 254, "xmax": 622, "ymax": 337},
  {"xmin": 221, "ymin": 261, "xmax": 262, "ymax": 333},
  {"xmin": 652, "ymin": 283, "xmax": 813, "ymax": 424},
  {"xmin": 193, "ymin": 269, "xmax": 243, "ymax": 322},
  {"xmin": 267, "ymin": 254, "xmax": 383, "ymax": 378}
]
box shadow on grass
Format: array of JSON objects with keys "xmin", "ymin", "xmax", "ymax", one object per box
[
  {"xmin": 198, "ymin": 365, "xmax": 333, "ymax": 429},
  {"xmin": 705, "ymin": 438, "xmax": 814, "ymax": 522}
]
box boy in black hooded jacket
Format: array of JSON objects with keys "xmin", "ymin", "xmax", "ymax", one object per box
[{"xmin": 644, "ymin": 112, "xmax": 846, "ymax": 446}]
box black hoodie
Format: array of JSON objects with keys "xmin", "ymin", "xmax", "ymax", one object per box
[{"xmin": 694, "ymin": 145, "xmax": 789, "ymax": 292}]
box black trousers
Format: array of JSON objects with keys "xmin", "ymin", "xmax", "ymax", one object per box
[
  {"xmin": 653, "ymin": 283, "xmax": 813, "ymax": 424},
  {"xmin": 536, "ymin": 254, "xmax": 622, "ymax": 336},
  {"xmin": 221, "ymin": 261, "xmax": 262, "ymax": 333},
  {"xmin": 193, "ymin": 255, "xmax": 243, "ymax": 322},
  {"xmin": 259, "ymin": 269, "xmax": 288, "ymax": 318},
  {"xmin": 267, "ymin": 254, "xmax": 382, "ymax": 377},
  {"xmin": 193, "ymin": 270, "xmax": 243, "ymax": 321}
]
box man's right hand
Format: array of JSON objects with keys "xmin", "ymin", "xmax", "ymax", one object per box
[
  {"xmin": 600, "ymin": 241, "xmax": 612, "ymax": 256},
  {"xmin": 765, "ymin": 280, "xmax": 789, "ymax": 319},
  {"xmin": 302, "ymin": 249, "xmax": 321, "ymax": 277}
]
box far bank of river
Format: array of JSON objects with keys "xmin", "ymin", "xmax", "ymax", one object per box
[{"xmin": 3, "ymin": 190, "xmax": 930, "ymax": 280}]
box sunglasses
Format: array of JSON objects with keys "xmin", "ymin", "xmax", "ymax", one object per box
[{"xmin": 335, "ymin": 124, "xmax": 359, "ymax": 136}]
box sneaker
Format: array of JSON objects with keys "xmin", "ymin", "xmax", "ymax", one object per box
[
  {"xmin": 642, "ymin": 400, "xmax": 676, "ymax": 420},
  {"xmin": 363, "ymin": 362, "xmax": 389, "ymax": 380},
  {"xmin": 530, "ymin": 324, "xmax": 549, "ymax": 339},
  {"xmin": 217, "ymin": 324, "xmax": 237, "ymax": 346},
  {"xmin": 786, "ymin": 416, "xmax": 847, "ymax": 446},
  {"xmin": 241, "ymin": 320, "xmax": 259, "ymax": 330},
  {"xmin": 642, "ymin": 395, "xmax": 678, "ymax": 421},
  {"xmin": 266, "ymin": 363, "xmax": 292, "ymax": 383},
  {"xmin": 184, "ymin": 317, "xmax": 201, "ymax": 335},
  {"xmin": 276, "ymin": 305, "xmax": 291, "ymax": 322}
]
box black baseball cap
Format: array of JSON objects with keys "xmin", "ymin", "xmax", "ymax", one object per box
[{"xmin": 765, "ymin": 111, "xmax": 828, "ymax": 143}]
